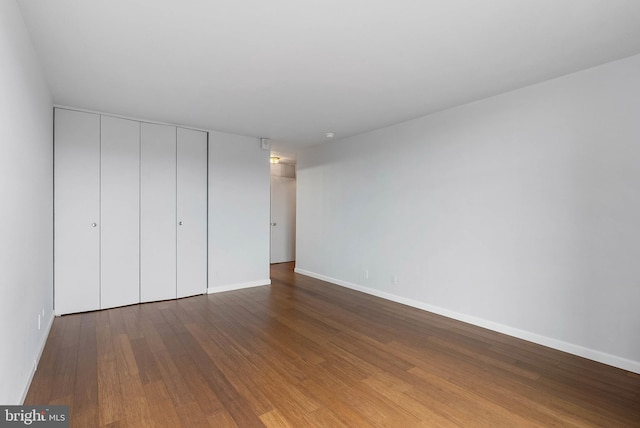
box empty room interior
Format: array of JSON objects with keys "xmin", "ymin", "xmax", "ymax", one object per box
[{"xmin": 2, "ymin": 0, "xmax": 640, "ymax": 426}]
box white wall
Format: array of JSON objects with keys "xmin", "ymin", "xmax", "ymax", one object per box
[
  {"xmin": 0, "ymin": 0, "xmax": 54, "ymax": 404},
  {"xmin": 297, "ymin": 54, "xmax": 640, "ymax": 373},
  {"xmin": 209, "ymin": 131, "xmax": 271, "ymax": 291}
]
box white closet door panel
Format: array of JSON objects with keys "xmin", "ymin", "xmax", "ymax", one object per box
[
  {"xmin": 54, "ymin": 109, "xmax": 100, "ymax": 315},
  {"xmin": 100, "ymin": 116, "xmax": 140, "ymax": 309},
  {"xmin": 140, "ymin": 123, "xmax": 177, "ymax": 302},
  {"xmin": 176, "ymin": 128, "xmax": 207, "ymax": 298}
]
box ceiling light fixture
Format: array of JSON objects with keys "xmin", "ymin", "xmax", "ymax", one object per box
[
  {"xmin": 270, "ymin": 156, "xmax": 280, "ymax": 164},
  {"xmin": 325, "ymin": 132, "xmax": 335, "ymax": 138}
]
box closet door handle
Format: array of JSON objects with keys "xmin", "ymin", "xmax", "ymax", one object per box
[
  {"xmin": 178, "ymin": 221, "xmax": 183, "ymax": 226},
  {"xmin": 91, "ymin": 223, "xmax": 97, "ymax": 227}
]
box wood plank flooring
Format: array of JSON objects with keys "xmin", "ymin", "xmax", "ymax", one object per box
[{"xmin": 26, "ymin": 262, "xmax": 640, "ymax": 427}]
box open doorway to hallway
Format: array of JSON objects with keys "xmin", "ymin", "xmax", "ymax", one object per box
[{"xmin": 270, "ymin": 154, "xmax": 296, "ymax": 263}]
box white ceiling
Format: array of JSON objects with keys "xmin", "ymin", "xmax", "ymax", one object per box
[{"xmin": 17, "ymin": 0, "xmax": 640, "ymax": 152}]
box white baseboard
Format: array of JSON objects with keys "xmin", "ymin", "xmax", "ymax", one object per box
[
  {"xmin": 207, "ymin": 279, "xmax": 271, "ymax": 294},
  {"xmin": 20, "ymin": 310, "xmax": 55, "ymax": 404},
  {"xmin": 294, "ymin": 268, "xmax": 640, "ymax": 375}
]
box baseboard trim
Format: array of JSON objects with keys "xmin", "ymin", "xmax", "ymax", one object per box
[
  {"xmin": 207, "ymin": 279, "xmax": 271, "ymax": 294},
  {"xmin": 294, "ymin": 268, "xmax": 640, "ymax": 374},
  {"xmin": 20, "ymin": 310, "xmax": 55, "ymax": 404}
]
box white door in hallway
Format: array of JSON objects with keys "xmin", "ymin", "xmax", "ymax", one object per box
[{"xmin": 270, "ymin": 175, "xmax": 296, "ymax": 263}]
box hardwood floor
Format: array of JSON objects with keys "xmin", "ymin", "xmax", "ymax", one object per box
[{"xmin": 26, "ymin": 262, "xmax": 640, "ymax": 427}]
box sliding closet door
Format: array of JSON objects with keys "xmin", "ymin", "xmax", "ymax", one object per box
[
  {"xmin": 100, "ymin": 116, "xmax": 140, "ymax": 309},
  {"xmin": 176, "ymin": 128, "xmax": 208, "ymax": 298},
  {"xmin": 54, "ymin": 109, "xmax": 100, "ymax": 315},
  {"xmin": 140, "ymin": 123, "xmax": 177, "ymax": 302}
]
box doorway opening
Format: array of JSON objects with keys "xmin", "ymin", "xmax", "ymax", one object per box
[{"xmin": 270, "ymin": 153, "xmax": 296, "ymax": 264}]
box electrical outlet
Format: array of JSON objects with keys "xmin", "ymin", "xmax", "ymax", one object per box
[
  {"xmin": 38, "ymin": 314, "xmax": 41, "ymax": 330},
  {"xmin": 362, "ymin": 269, "xmax": 369, "ymax": 280},
  {"xmin": 392, "ymin": 275, "xmax": 398, "ymax": 285}
]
